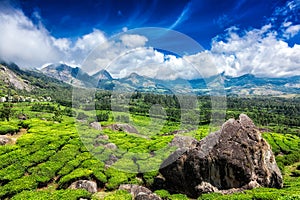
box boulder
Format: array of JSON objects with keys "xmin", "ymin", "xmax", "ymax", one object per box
[
  {"xmin": 159, "ymin": 114, "xmax": 283, "ymax": 198},
  {"xmin": 119, "ymin": 184, "xmax": 161, "ymax": 200},
  {"xmin": 90, "ymin": 122, "xmax": 102, "ymax": 130},
  {"xmin": 105, "ymin": 154, "xmax": 119, "ymax": 168},
  {"xmin": 69, "ymin": 180, "xmax": 97, "ymax": 193},
  {"xmin": 104, "ymin": 124, "xmax": 139, "ymax": 134},
  {"xmin": 0, "ymin": 135, "xmax": 12, "ymax": 145},
  {"xmin": 18, "ymin": 114, "xmax": 27, "ymax": 120},
  {"xmin": 104, "ymin": 143, "xmax": 117, "ymax": 150},
  {"xmin": 169, "ymin": 135, "xmax": 198, "ymax": 149},
  {"xmin": 97, "ymin": 134, "xmax": 109, "ymax": 140}
]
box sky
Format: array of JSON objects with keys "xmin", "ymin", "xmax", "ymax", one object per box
[{"xmin": 0, "ymin": 0, "xmax": 299, "ymax": 78}]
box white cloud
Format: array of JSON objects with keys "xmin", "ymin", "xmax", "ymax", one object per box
[
  {"xmin": 122, "ymin": 27, "xmax": 128, "ymax": 32},
  {"xmin": 208, "ymin": 25, "xmax": 300, "ymax": 77},
  {"xmin": 0, "ymin": 1, "xmax": 299, "ymax": 80},
  {"xmin": 283, "ymin": 21, "xmax": 293, "ymax": 27},
  {"xmin": 120, "ymin": 34, "xmax": 148, "ymax": 48},
  {"xmin": 0, "ymin": 3, "xmax": 108, "ymax": 69},
  {"xmin": 0, "ymin": 6, "xmax": 63, "ymax": 68},
  {"xmin": 184, "ymin": 51, "xmax": 221, "ymax": 78},
  {"xmin": 52, "ymin": 38, "xmax": 71, "ymax": 51},
  {"xmin": 285, "ymin": 24, "xmax": 300, "ymax": 38},
  {"xmin": 74, "ymin": 29, "xmax": 106, "ymax": 51}
]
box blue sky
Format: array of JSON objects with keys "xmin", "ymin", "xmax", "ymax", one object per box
[
  {"xmin": 0, "ymin": 0, "xmax": 299, "ymax": 78},
  {"xmin": 17, "ymin": 0, "xmax": 294, "ymax": 48}
]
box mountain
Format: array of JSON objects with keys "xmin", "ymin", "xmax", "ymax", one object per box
[
  {"xmin": 40, "ymin": 63, "xmax": 93, "ymax": 87},
  {"xmin": 0, "ymin": 61, "xmax": 72, "ymax": 104},
  {"xmin": 37, "ymin": 64, "xmax": 300, "ymax": 96},
  {"xmin": 0, "ymin": 63, "xmax": 33, "ymax": 92},
  {"xmin": 92, "ymin": 69, "xmax": 113, "ymax": 81},
  {"xmin": 223, "ymin": 74, "xmax": 300, "ymax": 96}
]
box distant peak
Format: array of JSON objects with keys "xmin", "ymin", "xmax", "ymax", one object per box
[
  {"xmin": 129, "ymin": 72, "xmax": 140, "ymax": 77},
  {"xmin": 39, "ymin": 63, "xmax": 53, "ymax": 70},
  {"xmin": 92, "ymin": 69, "xmax": 113, "ymax": 80}
]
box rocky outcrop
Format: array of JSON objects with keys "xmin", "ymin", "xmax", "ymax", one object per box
[
  {"xmin": 159, "ymin": 114, "xmax": 283, "ymax": 198},
  {"xmin": 90, "ymin": 122, "xmax": 102, "ymax": 130},
  {"xmin": 0, "ymin": 135, "xmax": 12, "ymax": 145},
  {"xmin": 69, "ymin": 180, "xmax": 97, "ymax": 193},
  {"xmin": 119, "ymin": 184, "xmax": 161, "ymax": 200},
  {"xmin": 0, "ymin": 64, "xmax": 33, "ymax": 91},
  {"xmin": 169, "ymin": 135, "xmax": 198, "ymax": 149},
  {"xmin": 105, "ymin": 154, "xmax": 119, "ymax": 168},
  {"xmin": 104, "ymin": 143, "xmax": 117, "ymax": 150},
  {"xmin": 104, "ymin": 124, "xmax": 139, "ymax": 134}
]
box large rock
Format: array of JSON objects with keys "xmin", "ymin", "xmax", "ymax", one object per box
[
  {"xmin": 119, "ymin": 184, "xmax": 161, "ymax": 200},
  {"xmin": 0, "ymin": 135, "xmax": 12, "ymax": 145},
  {"xmin": 69, "ymin": 180, "xmax": 97, "ymax": 193},
  {"xmin": 159, "ymin": 114, "xmax": 283, "ymax": 198},
  {"xmin": 104, "ymin": 124, "xmax": 139, "ymax": 134},
  {"xmin": 90, "ymin": 122, "xmax": 102, "ymax": 130}
]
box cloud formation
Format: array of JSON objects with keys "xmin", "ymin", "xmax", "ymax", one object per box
[
  {"xmin": 209, "ymin": 24, "xmax": 300, "ymax": 77},
  {"xmin": 120, "ymin": 34, "xmax": 148, "ymax": 48},
  {"xmin": 0, "ymin": 3, "xmax": 107, "ymax": 68},
  {"xmin": 0, "ymin": 1, "xmax": 299, "ymax": 79},
  {"xmin": 0, "ymin": 5, "xmax": 62, "ymax": 68},
  {"xmin": 169, "ymin": 1, "xmax": 192, "ymax": 30}
]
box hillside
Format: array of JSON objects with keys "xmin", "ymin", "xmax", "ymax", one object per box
[{"xmin": 0, "ymin": 62, "xmax": 72, "ymax": 105}]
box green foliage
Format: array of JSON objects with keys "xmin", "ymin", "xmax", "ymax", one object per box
[
  {"xmin": 97, "ymin": 111, "xmax": 110, "ymax": 121},
  {"xmin": 58, "ymin": 168, "xmax": 93, "ymax": 188},
  {"xmin": 0, "ymin": 175, "xmax": 38, "ymax": 197},
  {"xmin": 31, "ymin": 103, "xmax": 55, "ymax": 112},
  {"xmin": 77, "ymin": 112, "xmax": 88, "ymax": 120},
  {"xmin": 0, "ymin": 96, "xmax": 299, "ymax": 199},
  {"xmin": 11, "ymin": 189, "xmax": 91, "ymax": 200},
  {"xmin": 0, "ymin": 124, "xmax": 19, "ymax": 134},
  {"xmin": 63, "ymin": 107, "xmax": 76, "ymax": 117},
  {"xmin": 105, "ymin": 168, "xmax": 136, "ymax": 190},
  {"xmin": 103, "ymin": 190, "xmax": 132, "ymax": 200},
  {"xmin": 52, "ymin": 106, "xmax": 63, "ymax": 122},
  {"xmin": 0, "ymin": 103, "xmax": 14, "ymax": 121},
  {"xmin": 0, "ymin": 163, "xmax": 26, "ymax": 182},
  {"xmin": 155, "ymin": 189, "xmax": 171, "ymax": 199},
  {"xmin": 169, "ymin": 193, "xmax": 189, "ymax": 200}
]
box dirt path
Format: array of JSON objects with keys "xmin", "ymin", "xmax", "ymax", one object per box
[{"xmin": 7, "ymin": 128, "xmax": 27, "ymax": 144}]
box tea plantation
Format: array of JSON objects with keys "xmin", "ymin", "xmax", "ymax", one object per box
[{"xmin": 0, "ymin": 96, "xmax": 299, "ymax": 199}]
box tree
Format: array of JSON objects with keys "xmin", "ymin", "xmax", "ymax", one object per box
[
  {"xmin": 52, "ymin": 106, "xmax": 63, "ymax": 122},
  {"xmin": 0, "ymin": 103, "xmax": 14, "ymax": 121}
]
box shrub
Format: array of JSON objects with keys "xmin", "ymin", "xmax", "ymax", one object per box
[
  {"xmin": 155, "ymin": 189, "xmax": 171, "ymax": 199},
  {"xmin": 0, "ymin": 124, "xmax": 18, "ymax": 135},
  {"xmin": 103, "ymin": 190, "xmax": 132, "ymax": 200},
  {"xmin": 169, "ymin": 193, "xmax": 189, "ymax": 200},
  {"xmin": 105, "ymin": 168, "xmax": 136, "ymax": 190},
  {"xmin": 0, "ymin": 163, "xmax": 26, "ymax": 181},
  {"xmin": 291, "ymin": 170, "xmax": 300, "ymax": 177},
  {"xmin": 0, "ymin": 175, "xmax": 38, "ymax": 197},
  {"xmin": 11, "ymin": 189, "xmax": 91, "ymax": 200},
  {"xmin": 97, "ymin": 111, "xmax": 110, "ymax": 122},
  {"xmin": 58, "ymin": 168, "xmax": 93, "ymax": 188},
  {"xmin": 77, "ymin": 112, "xmax": 88, "ymax": 120},
  {"xmin": 116, "ymin": 115, "xmax": 130, "ymax": 123}
]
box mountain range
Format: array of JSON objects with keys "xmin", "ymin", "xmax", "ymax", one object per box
[
  {"xmin": 0, "ymin": 62, "xmax": 299, "ymax": 97},
  {"xmin": 40, "ymin": 63, "xmax": 300, "ymax": 96}
]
